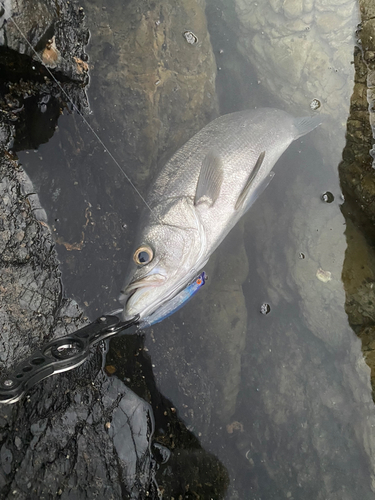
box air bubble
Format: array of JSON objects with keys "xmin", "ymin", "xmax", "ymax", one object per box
[
  {"xmin": 321, "ymin": 191, "xmax": 334, "ymax": 203},
  {"xmin": 310, "ymin": 98, "xmax": 321, "ymax": 110},
  {"xmin": 183, "ymin": 31, "xmax": 198, "ymax": 45},
  {"xmin": 260, "ymin": 303, "xmax": 271, "ymax": 315}
]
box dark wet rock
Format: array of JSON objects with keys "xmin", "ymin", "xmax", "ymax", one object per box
[
  {"xmin": 336, "ymin": 0, "xmax": 375, "ymax": 402},
  {"xmin": 0, "ymin": 117, "xmax": 157, "ymax": 497},
  {"xmin": 338, "ymin": 0, "xmax": 375, "ymax": 223},
  {"xmin": 338, "ymin": 45, "xmax": 375, "ymax": 221},
  {"xmin": 346, "ymin": 281, "xmax": 375, "ymax": 327},
  {"xmin": 0, "ymin": 135, "xmax": 157, "ymax": 497},
  {"xmin": 0, "ymin": 4, "xmax": 156, "ymax": 499},
  {"xmin": 0, "ymin": 79, "xmax": 89, "ymax": 151},
  {"xmin": 360, "ymin": 2, "xmax": 375, "ymax": 161},
  {"xmin": 0, "ymin": 0, "xmax": 90, "ymax": 152},
  {"xmin": 357, "ymin": 325, "xmax": 375, "ymax": 389},
  {"xmin": 340, "ymin": 208, "xmax": 375, "ymax": 399},
  {"xmin": 0, "ymin": 133, "xmax": 71, "ymax": 367},
  {"xmin": 0, "ymin": 0, "xmax": 89, "ymax": 84},
  {"xmin": 0, "ymin": 361, "xmax": 156, "ymax": 499}
]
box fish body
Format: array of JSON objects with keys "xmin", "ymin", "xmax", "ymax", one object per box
[{"xmin": 120, "ymin": 108, "xmax": 321, "ymax": 322}]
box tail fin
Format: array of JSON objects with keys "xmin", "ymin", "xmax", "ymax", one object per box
[{"xmin": 293, "ymin": 114, "xmax": 325, "ymax": 139}]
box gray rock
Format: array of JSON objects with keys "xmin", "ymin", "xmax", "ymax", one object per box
[{"xmin": 233, "ymin": 0, "xmax": 359, "ymax": 167}]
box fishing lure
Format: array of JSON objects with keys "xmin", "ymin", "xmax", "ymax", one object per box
[{"xmin": 140, "ymin": 272, "xmax": 207, "ymax": 328}]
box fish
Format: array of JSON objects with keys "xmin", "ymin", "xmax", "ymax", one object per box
[{"xmin": 119, "ymin": 107, "xmax": 322, "ymax": 323}]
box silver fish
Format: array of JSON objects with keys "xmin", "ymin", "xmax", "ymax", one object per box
[{"xmin": 120, "ymin": 108, "xmax": 322, "ymax": 322}]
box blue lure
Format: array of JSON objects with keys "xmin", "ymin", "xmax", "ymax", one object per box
[{"xmin": 140, "ymin": 272, "xmax": 207, "ymax": 328}]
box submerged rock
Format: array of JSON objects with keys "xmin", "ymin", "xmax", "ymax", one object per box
[
  {"xmin": 232, "ymin": 0, "xmax": 358, "ymax": 168},
  {"xmin": 233, "ymin": 0, "xmax": 358, "ymax": 119},
  {"xmin": 85, "ymin": 0, "xmax": 218, "ymax": 185},
  {"xmin": 238, "ymin": 145, "xmax": 375, "ymax": 499}
]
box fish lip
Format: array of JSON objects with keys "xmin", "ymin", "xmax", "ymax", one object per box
[
  {"xmin": 124, "ymin": 288, "xmax": 136, "ymax": 306},
  {"xmin": 123, "ymin": 273, "xmax": 166, "ymax": 295}
]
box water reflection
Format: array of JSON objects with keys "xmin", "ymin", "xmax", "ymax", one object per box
[{"xmin": 10, "ymin": 0, "xmax": 375, "ymax": 498}]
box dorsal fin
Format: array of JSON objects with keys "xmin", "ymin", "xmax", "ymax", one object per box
[
  {"xmin": 235, "ymin": 151, "xmax": 265, "ymax": 210},
  {"xmin": 194, "ymin": 151, "xmax": 223, "ymax": 207}
]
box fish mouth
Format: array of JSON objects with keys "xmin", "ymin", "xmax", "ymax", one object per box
[
  {"xmin": 119, "ymin": 272, "xmax": 167, "ymax": 317},
  {"xmin": 121, "ymin": 266, "xmax": 206, "ymax": 322},
  {"xmin": 123, "ymin": 273, "xmax": 166, "ymax": 295}
]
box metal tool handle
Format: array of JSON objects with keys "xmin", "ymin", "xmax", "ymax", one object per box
[{"xmin": 0, "ymin": 314, "xmax": 138, "ymax": 404}]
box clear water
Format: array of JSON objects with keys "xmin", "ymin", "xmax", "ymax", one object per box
[{"xmin": 17, "ymin": 0, "xmax": 375, "ymax": 498}]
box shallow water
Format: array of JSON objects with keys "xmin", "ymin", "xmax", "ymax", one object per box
[{"xmin": 16, "ymin": 0, "xmax": 375, "ymax": 498}]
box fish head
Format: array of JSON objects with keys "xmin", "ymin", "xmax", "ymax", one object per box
[{"xmin": 119, "ymin": 218, "xmax": 206, "ymax": 321}]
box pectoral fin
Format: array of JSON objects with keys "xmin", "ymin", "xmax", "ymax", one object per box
[
  {"xmin": 194, "ymin": 151, "xmax": 223, "ymax": 207},
  {"xmin": 235, "ymin": 151, "xmax": 265, "ymax": 210},
  {"xmin": 238, "ymin": 171, "xmax": 275, "ymax": 214}
]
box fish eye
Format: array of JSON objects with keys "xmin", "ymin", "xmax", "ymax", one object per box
[{"xmin": 133, "ymin": 245, "xmax": 154, "ymax": 266}]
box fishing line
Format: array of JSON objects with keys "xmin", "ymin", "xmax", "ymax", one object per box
[{"xmin": 2, "ymin": 4, "xmax": 156, "ymax": 217}]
